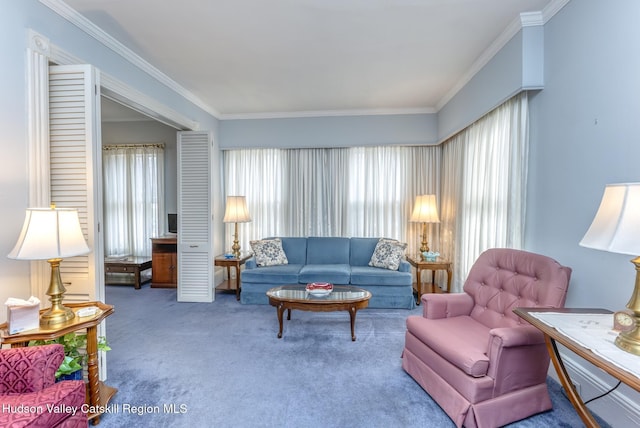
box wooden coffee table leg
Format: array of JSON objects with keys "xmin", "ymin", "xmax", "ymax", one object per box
[
  {"xmin": 349, "ymin": 306, "xmax": 358, "ymax": 341},
  {"xmin": 276, "ymin": 303, "xmax": 285, "ymax": 339}
]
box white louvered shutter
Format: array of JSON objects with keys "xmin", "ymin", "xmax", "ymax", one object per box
[
  {"xmin": 177, "ymin": 131, "xmax": 213, "ymax": 302},
  {"xmin": 48, "ymin": 65, "xmax": 104, "ymax": 303}
]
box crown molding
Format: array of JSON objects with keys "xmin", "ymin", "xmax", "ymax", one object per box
[
  {"xmin": 436, "ymin": 0, "xmax": 571, "ymax": 112},
  {"xmin": 220, "ymin": 107, "xmax": 436, "ymax": 121},
  {"xmin": 39, "ymin": 0, "xmax": 220, "ymax": 119}
]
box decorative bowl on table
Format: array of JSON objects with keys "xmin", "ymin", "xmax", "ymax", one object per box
[
  {"xmin": 421, "ymin": 251, "xmax": 440, "ymax": 262},
  {"xmin": 306, "ymin": 282, "xmax": 333, "ymax": 296}
]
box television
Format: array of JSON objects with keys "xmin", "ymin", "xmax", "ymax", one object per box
[{"xmin": 168, "ymin": 213, "xmax": 177, "ymax": 234}]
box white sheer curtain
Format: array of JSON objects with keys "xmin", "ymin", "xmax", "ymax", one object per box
[
  {"xmin": 223, "ymin": 146, "xmax": 440, "ymax": 256},
  {"xmin": 102, "ymin": 144, "xmax": 165, "ymax": 257},
  {"xmin": 440, "ymin": 92, "xmax": 529, "ymax": 292}
]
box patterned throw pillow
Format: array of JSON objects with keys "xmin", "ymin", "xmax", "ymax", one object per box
[
  {"xmin": 368, "ymin": 238, "xmax": 408, "ymax": 271},
  {"xmin": 250, "ymin": 238, "xmax": 289, "ymax": 267}
]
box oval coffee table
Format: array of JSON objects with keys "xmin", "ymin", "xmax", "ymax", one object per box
[{"xmin": 266, "ymin": 285, "xmax": 372, "ymax": 341}]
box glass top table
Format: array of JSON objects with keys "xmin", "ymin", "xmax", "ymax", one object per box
[{"xmin": 266, "ymin": 285, "xmax": 372, "ymax": 341}]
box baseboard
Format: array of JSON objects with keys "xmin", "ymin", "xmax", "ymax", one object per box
[{"xmin": 549, "ymin": 351, "xmax": 640, "ymax": 427}]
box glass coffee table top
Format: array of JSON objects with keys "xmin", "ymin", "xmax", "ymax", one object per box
[{"xmin": 266, "ymin": 285, "xmax": 371, "ymax": 302}]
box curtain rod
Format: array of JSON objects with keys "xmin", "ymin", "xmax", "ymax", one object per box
[{"xmin": 103, "ymin": 143, "xmax": 165, "ymax": 150}]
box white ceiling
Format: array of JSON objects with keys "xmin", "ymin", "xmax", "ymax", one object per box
[{"xmin": 64, "ymin": 0, "xmax": 554, "ymax": 119}]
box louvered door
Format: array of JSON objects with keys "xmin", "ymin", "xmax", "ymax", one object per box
[
  {"xmin": 48, "ymin": 65, "xmax": 104, "ymax": 302},
  {"xmin": 177, "ymin": 131, "xmax": 213, "ymax": 302}
]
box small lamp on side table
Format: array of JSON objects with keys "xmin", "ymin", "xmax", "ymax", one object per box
[
  {"xmin": 410, "ymin": 195, "xmax": 440, "ymax": 258},
  {"xmin": 580, "ymin": 183, "xmax": 640, "ymax": 356},
  {"xmin": 8, "ymin": 206, "xmax": 90, "ymax": 327},
  {"xmin": 223, "ymin": 196, "xmax": 252, "ymax": 258}
]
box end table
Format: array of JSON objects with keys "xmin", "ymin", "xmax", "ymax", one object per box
[
  {"xmin": 214, "ymin": 252, "xmax": 252, "ymax": 300},
  {"xmin": 0, "ymin": 301, "xmax": 115, "ymax": 425},
  {"xmin": 406, "ymin": 255, "xmax": 453, "ymax": 304}
]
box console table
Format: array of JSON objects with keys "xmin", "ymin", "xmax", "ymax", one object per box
[
  {"xmin": 406, "ymin": 255, "xmax": 452, "ymax": 304},
  {"xmin": 514, "ymin": 308, "xmax": 640, "ymax": 428},
  {"xmin": 0, "ymin": 301, "xmax": 116, "ymax": 425}
]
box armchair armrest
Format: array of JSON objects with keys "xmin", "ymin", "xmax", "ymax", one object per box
[
  {"xmin": 489, "ymin": 325, "xmax": 546, "ymax": 348},
  {"xmin": 398, "ymin": 259, "xmax": 410, "ymax": 273},
  {"xmin": 0, "ymin": 344, "xmax": 64, "ymax": 394},
  {"xmin": 486, "ymin": 325, "xmax": 550, "ymax": 395},
  {"xmin": 421, "ymin": 293, "xmax": 474, "ymax": 319}
]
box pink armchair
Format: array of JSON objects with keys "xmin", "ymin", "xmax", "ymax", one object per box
[
  {"xmin": 0, "ymin": 344, "xmax": 86, "ymax": 427},
  {"xmin": 402, "ymin": 248, "xmax": 571, "ymax": 428}
]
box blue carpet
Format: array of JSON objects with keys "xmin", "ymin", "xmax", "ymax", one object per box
[{"xmin": 97, "ymin": 285, "xmax": 609, "ymax": 427}]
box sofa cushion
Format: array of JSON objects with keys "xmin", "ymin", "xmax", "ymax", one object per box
[
  {"xmin": 299, "ymin": 264, "xmax": 351, "ymax": 284},
  {"xmin": 349, "ymin": 237, "xmax": 379, "ymax": 266},
  {"xmin": 250, "ymin": 238, "xmax": 288, "ymax": 266},
  {"xmin": 241, "ymin": 264, "xmax": 303, "ymax": 284},
  {"xmin": 350, "ymin": 266, "xmax": 412, "ymax": 286},
  {"xmin": 277, "ymin": 237, "xmax": 308, "ymax": 265},
  {"xmin": 369, "ymin": 238, "xmax": 408, "ymax": 270},
  {"xmin": 306, "ymin": 237, "xmax": 350, "ymax": 264},
  {"xmin": 406, "ymin": 315, "xmax": 490, "ymax": 377}
]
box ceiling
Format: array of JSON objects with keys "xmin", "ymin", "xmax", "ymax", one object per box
[{"xmin": 64, "ymin": 0, "xmax": 554, "ymax": 119}]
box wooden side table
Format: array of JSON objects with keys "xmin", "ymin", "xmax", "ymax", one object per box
[
  {"xmin": 406, "ymin": 255, "xmax": 453, "ymax": 304},
  {"xmin": 0, "ymin": 301, "xmax": 116, "ymax": 425},
  {"xmin": 214, "ymin": 252, "xmax": 252, "ymax": 300}
]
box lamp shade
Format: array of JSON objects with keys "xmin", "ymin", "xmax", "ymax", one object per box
[
  {"xmin": 8, "ymin": 208, "xmax": 90, "ymax": 260},
  {"xmin": 223, "ymin": 196, "xmax": 252, "ymax": 223},
  {"xmin": 410, "ymin": 194, "xmax": 440, "ymax": 223},
  {"xmin": 579, "ymin": 183, "xmax": 640, "ymax": 256}
]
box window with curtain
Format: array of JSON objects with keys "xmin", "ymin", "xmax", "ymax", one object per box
[
  {"xmin": 439, "ymin": 92, "xmax": 529, "ymax": 291},
  {"xmin": 102, "ymin": 143, "xmax": 165, "ymax": 257},
  {"xmin": 223, "ymin": 92, "xmax": 528, "ymax": 293},
  {"xmin": 223, "ymin": 146, "xmax": 440, "ymax": 256}
]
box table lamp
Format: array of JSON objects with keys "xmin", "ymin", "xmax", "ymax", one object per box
[
  {"xmin": 579, "ymin": 183, "xmax": 640, "ymax": 355},
  {"xmin": 223, "ymin": 196, "xmax": 252, "ymax": 258},
  {"xmin": 8, "ymin": 207, "xmax": 90, "ymax": 327},
  {"xmin": 410, "ymin": 195, "xmax": 440, "ymax": 256}
]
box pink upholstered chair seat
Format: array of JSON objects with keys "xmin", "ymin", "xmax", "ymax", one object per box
[
  {"xmin": 0, "ymin": 344, "xmax": 86, "ymax": 427},
  {"xmin": 402, "ymin": 248, "xmax": 572, "ymax": 428}
]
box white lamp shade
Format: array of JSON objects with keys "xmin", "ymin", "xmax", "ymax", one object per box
[
  {"xmin": 580, "ymin": 183, "xmax": 640, "ymax": 256},
  {"xmin": 8, "ymin": 208, "xmax": 90, "ymax": 260},
  {"xmin": 223, "ymin": 196, "xmax": 252, "ymax": 223},
  {"xmin": 410, "ymin": 194, "xmax": 440, "ymax": 223}
]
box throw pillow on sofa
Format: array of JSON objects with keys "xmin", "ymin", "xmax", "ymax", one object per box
[
  {"xmin": 369, "ymin": 238, "xmax": 407, "ymax": 270},
  {"xmin": 250, "ymin": 238, "xmax": 289, "ymax": 267}
]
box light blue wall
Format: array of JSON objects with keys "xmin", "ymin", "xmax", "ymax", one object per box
[
  {"xmin": 219, "ymin": 113, "xmax": 437, "ymax": 149},
  {"xmin": 0, "ymin": 0, "xmax": 221, "ymax": 309},
  {"xmin": 526, "ymin": 0, "xmax": 640, "ymax": 310}
]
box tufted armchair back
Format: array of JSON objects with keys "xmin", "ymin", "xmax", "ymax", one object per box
[{"xmin": 463, "ymin": 248, "xmax": 572, "ymax": 329}]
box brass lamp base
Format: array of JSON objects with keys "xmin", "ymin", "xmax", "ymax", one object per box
[
  {"xmin": 419, "ymin": 222, "xmax": 429, "ymax": 254},
  {"xmin": 40, "ymin": 258, "xmax": 75, "ymax": 327},
  {"xmin": 231, "ymin": 222, "xmax": 241, "ymax": 258},
  {"xmin": 615, "ymin": 257, "xmax": 640, "ymax": 356}
]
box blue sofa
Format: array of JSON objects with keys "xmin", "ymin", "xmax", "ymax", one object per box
[{"xmin": 240, "ymin": 237, "xmax": 415, "ymax": 309}]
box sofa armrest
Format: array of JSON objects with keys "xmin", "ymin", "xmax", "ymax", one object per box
[
  {"xmin": 398, "ymin": 259, "xmax": 410, "ymax": 273},
  {"xmin": 486, "ymin": 325, "xmax": 550, "ymax": 395},
  {"xmin": 421, "ymin": 293, "xmax": 474, "ymax": 319},
  {"xmin": 0, "ymin": 344, "xmax": 64, "ymax": 394},
  {"xmin": 245, "ymin": 257, "xmax": 257, "ymax": 269}
]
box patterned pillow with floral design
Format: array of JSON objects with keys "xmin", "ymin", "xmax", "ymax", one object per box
[
  {"xmin": 368, "ymin": 238, "xmax": 408, "ymax": 271},
  {"xmin": 250, "ymin": 238, "xmax": 289, "ymax": 267}
]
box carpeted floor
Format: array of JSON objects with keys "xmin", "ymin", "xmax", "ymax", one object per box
[{"xmin": 97, "ymin": 285, "xmax": 609, "ymax": 427}]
